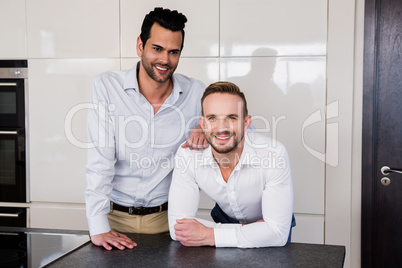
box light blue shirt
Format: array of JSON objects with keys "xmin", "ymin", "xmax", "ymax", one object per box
[{"xmin": 85, "ymin": 62, "xmax": 205, "ymax": 236}]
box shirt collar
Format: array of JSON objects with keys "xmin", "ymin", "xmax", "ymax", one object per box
[
  {"xmin": 123, "ymin": 62, "xmax": 140, "ymax": 92},
  {"xmin": 237, "ymin": 134, "xmax": 258, "ymax": 167},
  {"xmin": 165, "ymin": 75, "xmax": 183, "ymax": 106},
  {"xmin": 200, "ymin": 146, "xmax": 216, "ymax": 167}
]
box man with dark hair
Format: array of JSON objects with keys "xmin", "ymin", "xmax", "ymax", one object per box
[
  {"xmin": 140, "ymin": 7, "xmax": 187, "ymax": 51},
  {"xmin": 85, "ymin": 7, "xmax": 207, "ymax": 250},
  {"xmin": 168, "ymin": 82, "xmax": 294, "ymax": 248}
]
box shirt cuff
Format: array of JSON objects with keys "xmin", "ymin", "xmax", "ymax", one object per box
[
  {"xmin": 214, "ymin": 227, "xmax": 238, "ymax": 247},
  {"xmin": 88, "ymin": 214, "xmax": 111, "ymax": 236}
]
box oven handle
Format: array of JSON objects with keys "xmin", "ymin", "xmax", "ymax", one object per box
[
  {"xmin": 0, "ymin": 82, "xmax": 18, "ymax": 86},
  {"xmin": 0, "ymin": 212, "xmax": 21, "ymax": 218},
  {"xmin": 0, "ymin": 130, "xmax": 18, "ymax": 135}
]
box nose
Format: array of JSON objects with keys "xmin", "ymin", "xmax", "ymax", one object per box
[
  {"xmin": 217, "ymin": 118, "xmax": 230, "ymax": 129},
  {"xmin": 159, "ymin": 51, "xmax": 169, "ymax": 64}
]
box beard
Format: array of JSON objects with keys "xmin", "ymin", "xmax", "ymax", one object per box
[
  {"xmin": 207, "ymin": 130, "xmax": 244, "ymax": 154},
  {"xmin": 141, "ymin": 58, "xmax": 176, "ymax": 83}
]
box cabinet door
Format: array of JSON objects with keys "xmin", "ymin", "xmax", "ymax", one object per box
[
  {"xmin": 0, "ymin": 0, "xmax": 27, "ymax": 59},
  {"xmin": 28, "ymin": 59, "xmax": 120, "ymax": 203},
  {"xmin": 30, "ymin": 206, "xmax": 87, "ymax": 230}
]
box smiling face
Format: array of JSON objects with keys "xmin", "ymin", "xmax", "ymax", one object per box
[
  {"xmin": 200, "ymin": 93, "xmax": 252, "ymax": 155},
  {"xmin": 137, "ymin": 23, "xmax": 182, "ymax": 83}
]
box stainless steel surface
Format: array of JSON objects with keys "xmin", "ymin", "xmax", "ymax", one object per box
[
  {"xmin": 0, "ymin": 130, "xmax": 18, "ymax": 135},
  {"xmin": 381, "ymin": 177, "xmax": 391, "ymax": 186},
  {"xmin": 0, "ymin": 213, "xmax": 20, "ymax": 218},
  {"xmin": 381, "ymin": 166, "xmax": 402, "ymax": 175},
  {"xmin": 0, "ymin": 228, "xmax": 90, "ymax": 268},
  {"xmin": 29, "ymin": 232, "xmax": 90, "ymax": 268},
  {"xmin": 0, "ymin": 67, "xmax": 28, "ymax": 79},
  {"xmin": 0, "ymin": 82, "xmax": 18, "ymax": 86}
]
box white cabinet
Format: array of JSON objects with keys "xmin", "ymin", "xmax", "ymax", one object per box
[
  {"xmin": 28, "ymin": 59, "xmax": 120, "ymax": 203},
  {"xmin": 0, "ymin": 0, "xmax": 27, "ymax": 59},
  {"xmin": 26, "ymin": 0, "xmax": 119, "ymax": 58},
  {"xmin": 30, "ymin": 204, "xmax": 88, "ymax": 230},
  {"xmin": 220, "ymin": 0, "xmax": 327, "ymax": 57},
  {"xmin": 292, "ymin": 214, "xmax": 324, "ymax": 244}
]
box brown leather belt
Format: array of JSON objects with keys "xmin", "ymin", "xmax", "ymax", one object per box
[{"xmin": 111, "ymin": 202, "xmax": 168, "ymax": 215}]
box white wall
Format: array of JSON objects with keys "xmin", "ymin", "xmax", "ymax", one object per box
[{"xmin": 0, "ymin": 0, "xmax": 364, "ymax": 267}]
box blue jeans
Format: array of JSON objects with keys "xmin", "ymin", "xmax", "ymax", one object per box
[{"xmin": 211, "ymin": 203, "xmax": 296, "ymax": 243}]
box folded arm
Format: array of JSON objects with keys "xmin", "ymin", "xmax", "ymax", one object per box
[{"xmin": 168, "ymin": 147, "xmax": 293, "ymax": 248}]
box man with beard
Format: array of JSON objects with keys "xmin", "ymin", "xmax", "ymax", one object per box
[
  {"xmin": 168, "ymin": 82, "xmax": 295, "ymax": 248},
  {"xmin": 85, "ymin": 8, "xmax": 207, "ymax": 250}
]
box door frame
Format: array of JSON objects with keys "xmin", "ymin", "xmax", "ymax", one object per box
[{"xmin": 362, "ymin": 0, "xmax": 380, "ymax": 266}]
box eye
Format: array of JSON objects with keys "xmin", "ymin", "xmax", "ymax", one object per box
[
  {"xmin": 154, "ymin": 47, "xmax": 162, "ymax": 52},
  {"xmin": 207, "ymin": 116, "xmax": 216, "ymax": 121},
  {"xmin": 170, "ymin": 50, "xmax": 180, "ymax": 55}
]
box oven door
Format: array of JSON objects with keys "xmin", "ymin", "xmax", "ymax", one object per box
[
  {"xmin": 0, "ymin": 79, "xmax": 25, "ymax": 128},
  {"xmin": 0, "ymin": 128, "xmax": 26, "ymax": 202}
]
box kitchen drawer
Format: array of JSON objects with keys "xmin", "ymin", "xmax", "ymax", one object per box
[{"xmin": 0, "ymin": 207, "xmax": 27, "ymax": 227}]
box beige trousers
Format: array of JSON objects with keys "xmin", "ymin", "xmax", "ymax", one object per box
[{"xmin": 107, "ymin": 208, "xmax": 169, "ymax": 234}]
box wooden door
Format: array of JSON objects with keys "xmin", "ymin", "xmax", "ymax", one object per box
[{"xmin": 362, "ymin": 0, "xmax": 402, "ymax": 267}]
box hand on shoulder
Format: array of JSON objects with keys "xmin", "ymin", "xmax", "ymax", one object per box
[{"xmin": 181, "ymin": 125, "xmax": 209, "ymax": 150}]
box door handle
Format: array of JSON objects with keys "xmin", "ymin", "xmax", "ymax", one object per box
[
  {"xmin": 0, "ymin": 130, "xmax": 18, "ymax": 135},
  {"xmin": 0, "ymin": 82, "xmax": 17, "ymax": 86},
  {"xmin": 0, "ymin": 213, "xmax": 20, "ymax": 218},
  {"xmin": 381, "ymin": 166, "xmax": 402, "ymax": 175}
]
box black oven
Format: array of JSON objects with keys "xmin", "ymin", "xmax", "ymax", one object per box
[
  {"xmin": 0, "ymin": 78, "xmax": 25, "ymax": 128},
  {"xmin": 0, "ymin": 60, "xmax": 28, "ymax": 227},
  {"xmin": 0, "ymin": 128, "xmax": 26, "ymax": 202}
]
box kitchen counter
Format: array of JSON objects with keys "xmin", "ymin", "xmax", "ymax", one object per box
[
  {"xmin": 0, "ymin": 227, "xmax": 345, "ymax": 267},
  {"xmin": 45, "ymin": 231, "xmax": 345, "ymax": 268}
]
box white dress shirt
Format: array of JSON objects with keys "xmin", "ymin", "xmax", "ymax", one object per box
[
  {"xmin": 85, "ymin": 62, "xmax": 205, "ymax": 236},
  {"xmin": 168, "ymin": 130, "xmax": 293, "ymax": 248}
]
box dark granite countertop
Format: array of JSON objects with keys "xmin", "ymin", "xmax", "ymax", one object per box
[
  {"xmin": 0, "ymin": 227, "xmax": 345, "ymax": 267},
  {"xmin": 45, "ymin": 231, "xmax": 345, "ymax": 268}
]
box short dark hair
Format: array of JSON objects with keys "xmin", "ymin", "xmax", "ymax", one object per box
[
  {"xmin": 140, "ymin": 7, "xmax": 187, "ymax": 51},
  {"xmin": 201, "ymin": 82, "xmax": 248, "ymax": 117}
]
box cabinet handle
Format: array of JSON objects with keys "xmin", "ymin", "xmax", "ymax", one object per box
[
  {"xmin": 0, "ymin": 213, "xmax": 20, "ymax": 218},
  {"xmin": 0, "ymin": 131, "xmax": 18, "ymax": 135},
  {"xmin": 0, "ymin": 82, "xmax": 17, "ymax": 86}
]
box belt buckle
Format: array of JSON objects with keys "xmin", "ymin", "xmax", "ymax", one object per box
[
  {"xmin": 129, "ymin": 206, "xmax": 146, "ymax": 215},
  {"xmin": 128, "ymin": 207, "xmax": 137, "ymax": 215}
]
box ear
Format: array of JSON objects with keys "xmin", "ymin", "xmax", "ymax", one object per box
[
  {"xmin": 199, "ymin": 116, "xmax": 205, "ymax": 130},
  {"xmin": 244, "ymin": 115, "xmax": 252, "ymax": 131},
  {"xmin": 136, "ymin": 36, "xmax": 144, "ymax": 57}
]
